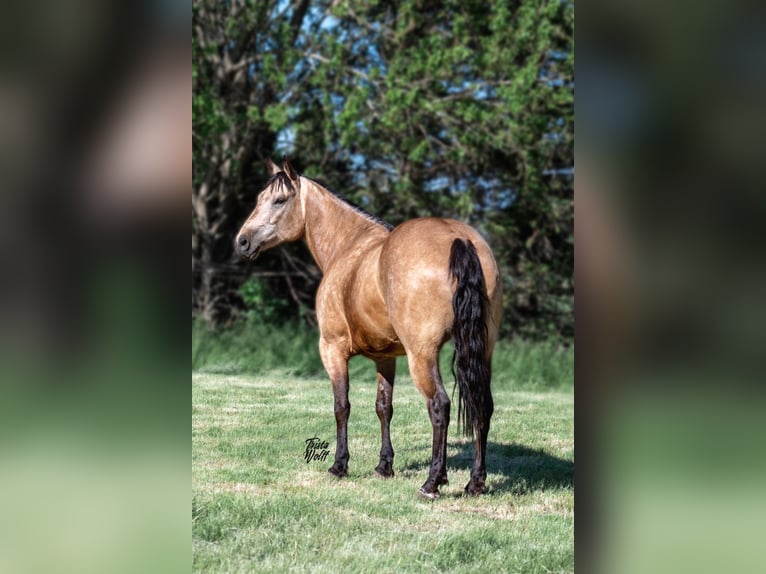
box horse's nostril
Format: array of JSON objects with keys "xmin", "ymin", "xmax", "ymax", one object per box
[{"xmin": 238, "ymin": 235, "xmax": 249, "ymax": 248}]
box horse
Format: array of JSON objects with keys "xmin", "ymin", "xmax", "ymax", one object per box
[{"xmin": 235, "ymin": 158, "xmax": 502, "ymax": 498}]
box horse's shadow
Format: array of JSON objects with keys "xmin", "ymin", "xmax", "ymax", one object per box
[{"xmin": 399, "ymin": 441, "xmax": 574, "ymax": 495}]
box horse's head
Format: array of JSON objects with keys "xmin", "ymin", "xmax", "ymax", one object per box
[{"xmin": 235, "ymin": 158, "xmax": 305, "ymax": 260}]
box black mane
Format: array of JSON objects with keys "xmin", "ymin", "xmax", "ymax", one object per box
[
  {"xmin": 266, "ymin": 169, "xmax": 393, "ymax": 232},
  {"xmin": 308, "ymin": 177, "xmax": 394, "ymax": 232},
  {"xmin": 266, "ymin": 172, "xmax": 295, "ymax": 193}
]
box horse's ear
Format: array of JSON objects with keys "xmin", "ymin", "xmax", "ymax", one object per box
[
  {"xmin": 282, "ymin": 157, "xmax": 299, "ymax": 182},
  {"xmin": 266, "ymin": 158, "xmax": 280, "ymax": 176}
]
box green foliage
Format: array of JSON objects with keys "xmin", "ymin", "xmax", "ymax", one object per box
[
  {"xmin": 193, "ymin": 0, "xmax": 573, "ymax": 341},
  {"xmin": 192, "ymin": 320, "xmax": 573, "ymax": 390},
  {"xmin": 192, "ymin": 319, "xmax": 324, "ymax": 378},
  {"xmin": 237, "ymin": 276, "xmax": 290, "ymax": 324}
]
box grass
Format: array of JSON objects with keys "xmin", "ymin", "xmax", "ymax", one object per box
[
  {"xmin": 192, "ymin": 324, "xmax": 573, "ymax": 572},
  {"xmin": 192, "ymin": 319, "xmax": 573, "ymax": 389}
]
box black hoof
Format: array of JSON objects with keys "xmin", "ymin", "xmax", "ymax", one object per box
[
  {"xmin": 328, "ymin": 464, "xmax": 347, "ymax": 478},
  {"xmin": 374, "ymin": 463, "xmax": 394, "ymax": 478},
  {"xmin": 464, "ymin": 481, "xmax": 487, "ymax": 496}
]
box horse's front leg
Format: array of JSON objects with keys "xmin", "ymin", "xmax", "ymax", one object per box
[
  {"xmin": 374, "ymin": 358, "xmax": 396, "ymax": 478},
  {"xmin": 320, "ymin": 338, "xmax": 350, "ymax": 478}
]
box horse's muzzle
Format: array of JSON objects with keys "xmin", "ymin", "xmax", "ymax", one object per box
[{"xmin": 235, "ymin": 235, "xmax": 261, "ymax": 260}]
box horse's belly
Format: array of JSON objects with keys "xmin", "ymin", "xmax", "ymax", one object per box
[
  {"xmin": 357, "ymin": 338, "xmax": 405, "ymax": 358},
  {"xmin": 340, "ymin": 250, "xmax": 405, "ymax": 358},
  {"xmin": 347, "ymin": 307, "xmax": 404, "ymax": 358}
]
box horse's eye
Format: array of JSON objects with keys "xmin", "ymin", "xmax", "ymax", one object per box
[{"xmin": 273, "ymin": 196, "xmax": 288, "ymax": 205}]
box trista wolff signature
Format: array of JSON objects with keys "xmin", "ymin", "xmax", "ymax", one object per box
[{"xmin": 304, "ymin": 436, "xmax": 331, "ymax": 463}]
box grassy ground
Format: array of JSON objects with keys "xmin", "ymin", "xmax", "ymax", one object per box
[
  {"xmin": 192, "ymin": 319, "xmax": 574, "ymax": 388},
  {"xmin": 192, "ymin": 330, "xmax": 573, "ymax": 573}
]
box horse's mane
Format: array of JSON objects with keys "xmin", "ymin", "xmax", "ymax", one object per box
[
  {"xmin": 266, "ymin": 172, "xmax": 295, "ymax": 193},
  {"xmin": 307, "ymin": 176, "xmax": 394, "ymax": 232}
]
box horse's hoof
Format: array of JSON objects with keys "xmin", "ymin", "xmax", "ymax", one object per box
[
  {"xmin": 328, "ymin": 465, "xmax": 347, "ymax": 479},
  {"xmin": 464, "ymin": 482, "xmax": 487, "ymax": 496},
  {"xmin": 418, "ymin": 487, "xmax": 440, "ymax": 500},
  {"xmin": 374, "ymin": 464, "xmax": 394, "ymax": 478}
]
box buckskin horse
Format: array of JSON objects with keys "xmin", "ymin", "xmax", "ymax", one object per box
[{"xmin": 235, "ymin": 159, "xmax": 502, "ymax": 498}]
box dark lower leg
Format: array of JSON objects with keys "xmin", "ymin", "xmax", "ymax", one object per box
[
  {"xmin": 374, "ymin": 359, "xmax": 396, "ymax": 477},
  {"xmin": 464, "ymin": 425, "xmax": 489, "ymax": 494},
  {"xmin": 328, "ymin": 380, "xmax": 350, "ymax": 478},
  {"xmin": 420, "ymin": 389, "xmax": 450, "ymax": 497},
  {"xmin": 465, "ymin": 396, "xmax": 493, "ymax": 495}
]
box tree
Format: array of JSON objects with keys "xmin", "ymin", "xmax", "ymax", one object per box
[
  {"xmin": 316, "ymin": 0, "xmax": 574, "ymax": 338},
  {"xmin": 193, "ymin": 0, "xmax": 574, "ymax": 340},
  {"xmin": 192, "ymin": 0, "xmax": 326, "ymax": 323}
]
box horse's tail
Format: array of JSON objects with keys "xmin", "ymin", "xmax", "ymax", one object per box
[{"xmin": 449, "ymin": 238, "xmax": 493, "ymax": 438}]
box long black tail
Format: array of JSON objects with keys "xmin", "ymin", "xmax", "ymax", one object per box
[{"xmin": 449, "ymin": 239, "xmax": 492, "ymax": 438}]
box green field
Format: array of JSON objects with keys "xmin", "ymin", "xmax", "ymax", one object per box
[{"xmin": 192, "ymin": 337, "xmax": 573, "ymax": 573}]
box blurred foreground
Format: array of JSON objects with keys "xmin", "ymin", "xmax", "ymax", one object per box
[
  {"xmin": 0, "ymin": 2, "xmax": 188, "ymax": 573},
  {"xmin": 0, "ymin": 0, "xmax": 765, "ymax": 572},
  {"xmin": 578, "ymin": 0, "xmax": 766, "ymax": 571}
]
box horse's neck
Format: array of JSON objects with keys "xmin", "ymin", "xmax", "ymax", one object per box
[{"xmin": 301, "ymin": 179, "xmax": 384, "ymax": 273}]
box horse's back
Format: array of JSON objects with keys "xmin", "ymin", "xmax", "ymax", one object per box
[
  {"xmin": 379, "ymin": 218, "xmax": 501, "ymax": 350},
  {"xmin": 381, "ymin": 218, "xmax": 500, "ymax": 291}
]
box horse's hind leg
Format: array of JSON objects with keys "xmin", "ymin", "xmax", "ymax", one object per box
[
  {"xmin": 466, "ymin": 338, "xmax": 497, "ymax": 495},
  {"xmin": 320, "ymin": 338, "xmax": 350, "ymax": 478},
  {"xmin": 374, "ymin": 358, "xmax": 396, "ymax": 478},
  {"xmin": 466, "ymin": 294, "xmax": 500, "ymax": 495},
  {"xmin": 408, "ymin": 351, "xmax": 450, "ymax": 499},
  {"xmin": 466, "ymin": 389, "xmax": 493, "ymax": 495}
]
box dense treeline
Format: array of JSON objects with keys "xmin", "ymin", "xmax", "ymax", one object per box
[{"xmin": 193, "ymin": 0, "xmax": 573, "ymax": 341}]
